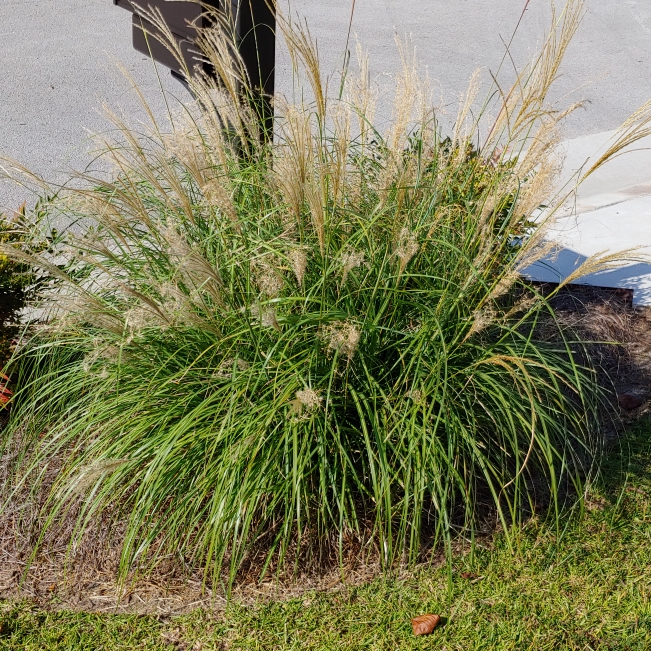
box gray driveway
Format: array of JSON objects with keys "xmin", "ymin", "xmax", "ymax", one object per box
[{"xmin": 1, "ymin": 0, "xmax": 650, "ymax": 212}]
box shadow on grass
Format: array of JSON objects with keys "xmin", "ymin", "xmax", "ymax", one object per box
[{"xmin": 598, "ymin": 416, "xmax": 651, "ymax": 505}]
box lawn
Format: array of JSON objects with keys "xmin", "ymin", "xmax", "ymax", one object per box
[{"xmin": 2, "ymin": 418, "xmax": 650, "ymax": 651}]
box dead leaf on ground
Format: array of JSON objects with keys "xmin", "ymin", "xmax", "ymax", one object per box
[
  {"xmin": 411, "ymin": 613, "xmax": 441, "ymax": 636},
  {"xmin": 0, "ymin": 383, "xmax": 11, "ymax": 405}
]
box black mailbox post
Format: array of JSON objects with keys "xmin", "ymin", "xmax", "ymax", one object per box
[{"xmin": 113, "ymin": 0, "xmax": 276, "ymax": 135}]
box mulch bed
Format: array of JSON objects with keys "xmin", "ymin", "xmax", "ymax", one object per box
[{"xmin": 546, "ymin": 284, "xmax": 651, "ymax": 438}]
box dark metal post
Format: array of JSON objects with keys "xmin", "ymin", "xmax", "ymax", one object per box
[{"xmin": 236, "ymin": 0, "xmax": 276, "ymax": 140}]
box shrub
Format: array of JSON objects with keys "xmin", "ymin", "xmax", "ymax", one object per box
[
  {"xmin": 2, "ymin": 0, "xmax": 650, "ymax": 585},
  {"xmin": 0, "ymin": 201, "xmax": 53, "ymax": 372}
]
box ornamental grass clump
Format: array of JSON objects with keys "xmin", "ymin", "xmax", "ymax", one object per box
[{"xmin": 3, "ymin": 0, "xmax": 651, "ymax": 586}]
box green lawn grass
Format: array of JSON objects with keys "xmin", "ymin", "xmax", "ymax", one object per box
[{"xmin": 2, "ymin": 419, "xmax": 651, "ymax": 651}]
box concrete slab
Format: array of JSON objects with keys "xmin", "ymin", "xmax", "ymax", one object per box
[
  {"xmin": 524, "ymin": 195, "xmax": 651, "ymax": 306},
  {"xmin": 523, "ymin": 131, "xmax": 651, "ymax": 306},
  {"xmin": 556, "ymin": 131, "xmax": 651, "ymax": 215}
]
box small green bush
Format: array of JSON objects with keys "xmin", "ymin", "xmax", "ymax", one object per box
[
  {"xmin": 3, "ymin": 0, "xmax": 648, "ymax": 586},
  {"xmin": 0, "ymin": 203, "xmax": 51, "ymax": 370}
]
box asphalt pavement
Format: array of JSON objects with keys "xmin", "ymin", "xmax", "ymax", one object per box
[{"xmin": 1, "ymin": 0, "xmax": 650, "ymax": 212}]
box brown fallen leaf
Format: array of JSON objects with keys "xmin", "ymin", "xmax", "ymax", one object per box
[
  {"xmin": 0, "ymin": 378, "xmax": 11, "ymax": 405},
  {"xmin": 411, "ymin": 613, "xmax": 441, "ymax": 636},
  {"xmin": 618, "ymin": 393, "xmax": 643, "ymax": 411},
  {"xmin": 460, "ymin": 572, "xmax": 478, "ymax": 580}
]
